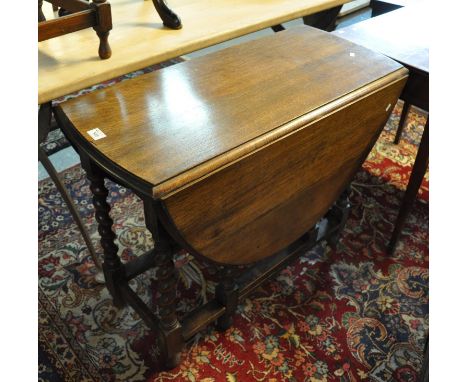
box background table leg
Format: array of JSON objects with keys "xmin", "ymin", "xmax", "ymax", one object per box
[
  {"xmin": 388, "ymin": 118, "xmax": 429, "ymax": 253},
  {"xmin": 394, "ymin": 101, "xmax": 411, "ymax": 144}
]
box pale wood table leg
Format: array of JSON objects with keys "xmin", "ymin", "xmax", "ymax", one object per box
[{"xmin": 144, "ymin": 199, "xmax": 183, "ymax": 369}]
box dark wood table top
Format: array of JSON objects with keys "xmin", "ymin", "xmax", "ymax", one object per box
[
  {"xmin": 59, "ymin": 26, "xmax": 405, "ymax": 199},
  {"xmin": 333, "ymin": 4, "xmax": 428, "ymax": 75}
]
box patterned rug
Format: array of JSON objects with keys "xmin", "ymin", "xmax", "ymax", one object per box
[
  {"xmin": 38, "ymin": 102, "xmax": 428, "ymax": 382},
  {"xmin": 39, "ymin": 58, "xmax": 185, "ymax": 156}
]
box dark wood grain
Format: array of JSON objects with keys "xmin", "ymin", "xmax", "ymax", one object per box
[
  {"xmin": 143, "ymin": 198, "xmax": 183, "ymax": 369},
  {"xmin": 58, "ymin": 26, "xmax": 407, "ymax": 265},
  {"xmin": 38, "ymin": 10, "xmax": 96, "ymax": 41},
  {"xmin": 333, "ymin": 4, "xmax": 429, "ymax": 252},
  {"xmin": 59, "ymin": 27, "xmax": 405, "ymax": 199},
  {"xmin": 57, "ymin": 27, "xmax": 409, "ymax": 366},
  {"xmin": 162, "ymin": 77, "xmax": 406, "ymax": 264},
  {"xmin": 38, "ymin": 0, "xmax": 112, "ymax": 59},
  {"xmin": 47, "ymin": 0, "xmax": 91, "ymax": 13}
]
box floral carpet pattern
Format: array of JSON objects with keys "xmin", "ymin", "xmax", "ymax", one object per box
[{"xmin": 38, "ymin": 102, "xmax": 428, "ymax": 382}]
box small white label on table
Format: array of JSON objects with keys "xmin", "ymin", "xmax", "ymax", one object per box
[
  {"xmin": 386, "ymin": 103, "xmax": 392, "ymax": 112},
  {"xmin": 87, "ymin": 128, "xmax": 107, "ymax": 140}
]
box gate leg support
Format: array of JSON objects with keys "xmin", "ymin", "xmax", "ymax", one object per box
[
  {"xmin": 215, "ymin": 266, "xmax": 240, "ymax": 331},
  {"xmin": 144, "ymin": 199, "xmax": 183, "ymax": 369}
]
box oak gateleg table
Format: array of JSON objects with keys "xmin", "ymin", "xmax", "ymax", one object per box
[
  {"xmin": 39, "ymin": 0, "xmax": 352, "ymax": 272},
  {"xmin": 38, "ymin": 0, "xmax": 410, "ymax": 370},
  {"xmin": 53, "ymin": 26, "xmax": 407, "ymax": 367}
]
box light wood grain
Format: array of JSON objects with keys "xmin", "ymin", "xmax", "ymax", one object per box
[{"xmin": 39, "ymin": 0, "xmax": 350, "ymax": 103}]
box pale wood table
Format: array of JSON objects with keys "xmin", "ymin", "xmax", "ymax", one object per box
[{"xmin": 39, "ymin": 0, "xmax": 350, "ymax": 104}]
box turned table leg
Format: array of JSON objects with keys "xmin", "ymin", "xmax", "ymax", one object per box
[
  {"xmin": 91, "ymin": 0, "xmax": 112, "ymax": 59},
  {"xmin": 144, "ymin": 199, "xmax": 183, "ymax": 369},
  {"xmin": 215, "ymin": 266, "xmax": 240, "ymax": 331},
  {"xmin": 83, "ymin": 159, "xmax": 125, "ymax": 307}
]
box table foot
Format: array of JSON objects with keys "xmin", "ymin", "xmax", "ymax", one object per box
[
  {"xmin": 92, "ymin": 1, "xmax": 113, "ymax": 59},
  {"xmin": 151, "ymin": 0, "xmax": 182, "ymax": 29},
  {"xmin": 96, "ymin": 31, "xmax": 112, "ymax": 60}
]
